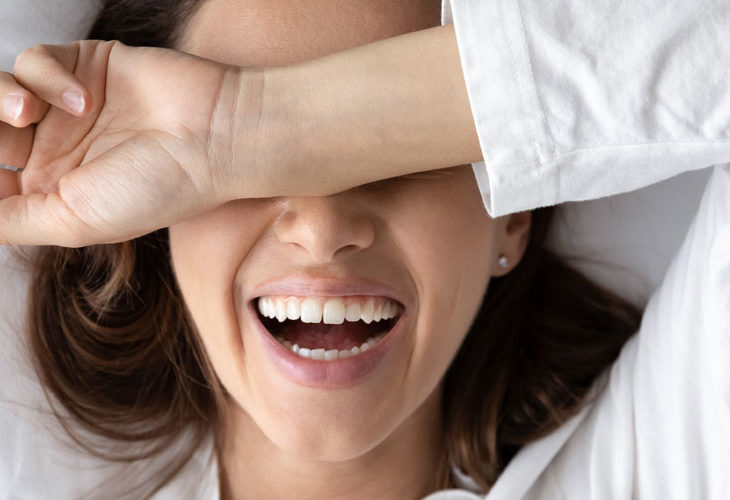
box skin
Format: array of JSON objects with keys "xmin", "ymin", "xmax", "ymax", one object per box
[{"xmin": 169, "ymin": 1, "xmax": 531, "ymax": 499}]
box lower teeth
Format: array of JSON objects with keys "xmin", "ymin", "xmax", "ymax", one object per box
[{"xmin": 275, "ymin": 332, "xmax": 387, "ymax": 361}]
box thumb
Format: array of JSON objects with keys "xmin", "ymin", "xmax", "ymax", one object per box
[
  {"xmin": 0, "ymin": 134, "xmax": 213, "ymax": 248},
  {"xmin": 0, "ymin": 142, "xmax": 149, "ymax": 248}
]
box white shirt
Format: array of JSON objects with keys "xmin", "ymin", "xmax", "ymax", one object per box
[{"xmin": 2, "ymin": 0, "xmax": 729, "ymax": 498}]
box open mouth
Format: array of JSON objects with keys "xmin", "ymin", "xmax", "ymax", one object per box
[{"xmin": 254, "ymin": 296, "xmax": 403, "ymax": 361}]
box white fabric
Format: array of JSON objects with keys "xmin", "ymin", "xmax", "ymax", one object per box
[
  {"xmin": 1, "ymin": 0, "xmax": 729, "ymax": 498},
  {"xmin": 447, "ymin": 0, "xmax": 730, "ymax": 219}
]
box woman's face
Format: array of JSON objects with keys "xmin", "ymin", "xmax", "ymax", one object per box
[{"xmin": 169, "ymin": 0, "xmax": 528, "ymax": 461}]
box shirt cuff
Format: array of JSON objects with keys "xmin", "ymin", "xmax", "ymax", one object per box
[{"xmin": 442, "ymin": 0, "xmax": 557, "ymax": 217}]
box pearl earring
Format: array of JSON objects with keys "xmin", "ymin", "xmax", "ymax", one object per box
[{"xmin": 498, "ymin": 255, "xmax": 509, "ymax": 269}]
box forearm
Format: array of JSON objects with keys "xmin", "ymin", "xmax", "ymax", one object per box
[{"xmin": 254, "ymin": 24, "xmax": 482, "ymax": 197}]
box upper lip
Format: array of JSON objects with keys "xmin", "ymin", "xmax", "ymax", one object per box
[{"xmin": 248, "ymin": 275, "xmax": 408, "ymax": 307}]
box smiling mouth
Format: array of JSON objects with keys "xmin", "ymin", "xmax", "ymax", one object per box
[{"xmin": 254, "ymin": 296, "xmax": 403, "ymax": 361}]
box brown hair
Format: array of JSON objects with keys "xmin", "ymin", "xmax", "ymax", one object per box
[{"xmin": 23, "ymin": 0, "xmax": 641, "ymax": 496}]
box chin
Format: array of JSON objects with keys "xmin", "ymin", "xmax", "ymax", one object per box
[{"xmin": 261, "ymin": 416, "xmax": 387, "ymax": 462}]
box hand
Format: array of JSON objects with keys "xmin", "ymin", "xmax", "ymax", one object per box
[{"xmin": 0, "ymin": 40, "xmax": 257, "ymax": 247}]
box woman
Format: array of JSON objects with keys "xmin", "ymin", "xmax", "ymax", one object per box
[{"xmin": 1, "ymin": 0, "xmax": 728, "ymax": 499}]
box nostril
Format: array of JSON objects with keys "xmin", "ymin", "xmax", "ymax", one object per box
[{"xmin": 333, "ymin": 244, "xmax": 361, "ymax": 258}]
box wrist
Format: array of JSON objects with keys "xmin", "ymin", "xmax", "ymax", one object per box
[
  {"xmin": 210, "ymin": 63, "xmax": 314, "ymax": 200},
  {"xmin": 208, "ymin": 65, "xmax": 268, "ymax": 201}
]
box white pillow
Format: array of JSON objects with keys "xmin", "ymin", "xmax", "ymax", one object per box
[
  {"xmin": 0, "ymin": 0, "xmax": 99, "ymax": 71},
  {"xmin": 545, "ymin": 167, "xmax": 711, "ymax": 309}
]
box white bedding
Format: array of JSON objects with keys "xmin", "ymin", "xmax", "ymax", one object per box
[{"xmin": 0, "ymin": 0, "xmax": 718, "ymax": 498}]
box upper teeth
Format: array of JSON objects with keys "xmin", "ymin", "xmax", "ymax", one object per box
[{"xmin": 257, "ymin": 296, "xmax": 400, "ymax": 324}]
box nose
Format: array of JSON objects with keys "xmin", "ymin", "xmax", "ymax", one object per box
[{"xmin": 273, "ymin": 196, "xmax": 376, "ymax": 263}]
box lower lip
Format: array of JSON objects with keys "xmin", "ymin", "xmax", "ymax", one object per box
[{"xmin": 249, "ymin": 301, "xmax": 406, "ymax": 390}]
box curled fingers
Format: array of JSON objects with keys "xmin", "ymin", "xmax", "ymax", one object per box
[{"xmin": 13, "ymin": 43, "xmax": 91, "ymax": 118}]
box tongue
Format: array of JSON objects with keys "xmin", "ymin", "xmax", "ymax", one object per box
[{"xmin": 279, "ymin": 321, "xmax": 382, "ymax": 351}]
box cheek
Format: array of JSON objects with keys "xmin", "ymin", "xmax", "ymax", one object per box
[
  {"xmin": 391, "ymin": 181, "xmax": 494, "ymax": 397},
  {"xmin": 168, "ymin": 202, "xmax": 268, "ymax": 393},
  {"xmin": 169, "ymin": 207, "xmax": 253, "ymax": 311},
  {"xmin": 396, "ymin": 175, "xmax": 493, "ymax": 302}
]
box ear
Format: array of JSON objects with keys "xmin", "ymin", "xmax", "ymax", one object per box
[{"xmin": 491, "ymin": 211, "xmax": 531, "ymax": 277}]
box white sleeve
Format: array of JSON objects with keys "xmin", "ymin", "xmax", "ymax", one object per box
[{"xmin": 442, "ymin": 0, "xmax": 730, "ymax": 217}]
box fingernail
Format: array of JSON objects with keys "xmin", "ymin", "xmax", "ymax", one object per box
[
  {"xmin": 2, "ymin": 95, "xmax": 23, "ymax": 121},
  {"xmin": 62, "ymin": 89, "xmax": 85, "ymax": 114}
]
